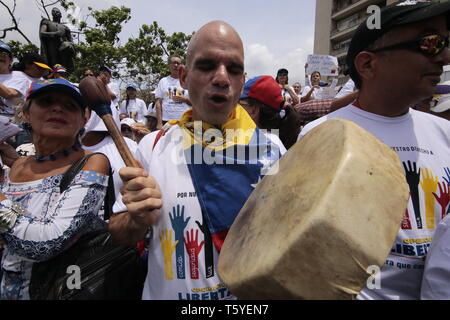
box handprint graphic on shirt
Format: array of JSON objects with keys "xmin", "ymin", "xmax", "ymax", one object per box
[
  {"xmin": 184, "ymin": 229, "xmax": 204, "ymax": 280},
  {"xmin": 160, "ymin": 229, "xmax": 178, "ymax": 280},
  {"xmin": 169, "ymin": 205, "xmax": 190, "ymax": 279},
  {"xmin": 401, "ymin": 208, "xmax": 412, "ymax": 230},
  {"xmin": 196, "ymin": 220, "xmax": 214, "ymax": 278},
  {"xmin": 444, "ymin": 168, "xmax": 450, "ymax": 215},
  {"xmin": 433, "ymin": 182, "xmax": 450, "ymax": 220},
  {"xmin": 420, "ymin": 168, "xmax": 439, "ymax": 229},
  {"xmin": 403, "ymin": 161, "xmax": 422, "ymax": 229}
]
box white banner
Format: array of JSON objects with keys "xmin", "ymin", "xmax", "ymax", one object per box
[{"xmin": 306, "ymin": 55, "xmax": 339, "ymax": 77}]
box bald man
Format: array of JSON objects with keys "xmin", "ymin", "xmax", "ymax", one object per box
[{"xmin": 110, "ymin": 21, "xmax": 285, "ymax": 300}]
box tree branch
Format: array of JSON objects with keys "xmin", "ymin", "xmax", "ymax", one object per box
[{"xmin": 0, "ymin": 0, "xmax": 33, "ymax": 44}]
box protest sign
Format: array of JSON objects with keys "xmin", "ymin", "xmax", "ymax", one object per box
[{"xmin": 306, "ymin": 55, "xmax": 339, "ymax": 76}]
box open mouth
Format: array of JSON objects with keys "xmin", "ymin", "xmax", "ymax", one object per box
[{"xmin": 211, "ymin": 95, "xmax": 228, "ymax": 104}]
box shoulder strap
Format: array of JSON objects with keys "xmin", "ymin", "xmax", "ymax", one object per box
[
  {"xmin": 59, "ymin": 153, "xmax": 115, "ymax": 221},
  {"xmin": 59, "ymin": 154, "xmax": 95, "ymax": 194}
]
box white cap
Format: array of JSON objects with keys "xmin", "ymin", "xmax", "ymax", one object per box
[{"xmin": 120, "ymin": 118, "xmax": 136, "ymax": 127}]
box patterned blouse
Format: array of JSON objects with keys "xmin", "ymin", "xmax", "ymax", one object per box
[{"xmin": 0, "ymin": 168, "xmax": 108, "ymax": 300}]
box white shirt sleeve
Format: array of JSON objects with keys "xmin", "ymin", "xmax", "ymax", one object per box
[
  {"xmin": 119, "ymin": 100, "xmax": 127, "ymax": 115},
  {"xmin": 335, "ymin": 79, "xmax": 355, "ymax": 99},
  {"xmin": 155, "ymin": 78, "xmax": 165, "ymax": 99},
  {"xmin": 421, "ymin": 215, "xmax": 450, "ymax": 299}
]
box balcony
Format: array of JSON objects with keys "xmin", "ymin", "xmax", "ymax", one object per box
[
  {"xmin": 330, "ymin": 16, "xmax": 366, "ymax": 41},
  {"xmin": 331, "ymin": 47, "xmax": 348, "ymax": 59},
  {"xmin": 332, "ymin": 0, "xmax": 386, "ymax": 20}
]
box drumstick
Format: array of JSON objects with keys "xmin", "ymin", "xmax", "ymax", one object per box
[{"xmin": 78, "ymin": 77, "xmax": 139, "ymax": 168}]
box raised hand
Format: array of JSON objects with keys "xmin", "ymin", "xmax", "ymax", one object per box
[
  {"xmin": 184, "ymin": 229, "xmax": 204, "ymax": 280},
  {"xmin": 433, "ymin": 182, "xmax": 450, "ymax": 220},
  {"xmin": 196, "ymin": 220, "xmax": 214, "ymax": 278},
  {"xmin": 169, "ymin": 205, "xmax": 190, "ymax": 279},
  {"xmin": 443, "ymin": 167, "xmax": 450, "ymax": 184},
  {"xmin": 420, "ymin": 168, "xmax": 439, "ymax": 229},
  {"xmin": 160, "ymin": 229, "xmax": 178, "ymax": 280},
  {"xmin": 403, "ymin": 161, "xmax": 422, "ymax": 229}
]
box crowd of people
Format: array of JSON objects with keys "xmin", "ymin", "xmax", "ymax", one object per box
[{"xmin": 0, "ymin": 0, "xmax": 450, "ymax": 301}]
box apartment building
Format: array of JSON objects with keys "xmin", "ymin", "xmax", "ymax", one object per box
[{"xmin": 314, "ymin": 0, "xmax": 399, "ymax": 84}]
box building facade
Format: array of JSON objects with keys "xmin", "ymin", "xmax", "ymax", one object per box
[{"xmin": 314, "ymin": 0, "xmax": 399, "ymax": 85}]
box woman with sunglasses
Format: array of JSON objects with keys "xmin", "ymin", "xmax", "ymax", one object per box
[{"xmin": 0, "ymin": 79, "xmax": 110, "ymax": 300}]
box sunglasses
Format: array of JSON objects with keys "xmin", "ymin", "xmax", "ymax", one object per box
[{"xmin": 368, "ymin": 34, "xmax": 449, "ymax": 56}]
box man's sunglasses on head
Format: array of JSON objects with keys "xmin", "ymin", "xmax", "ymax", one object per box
[{"xmin": 367, "ymin": 33, "xmax": 449, "ymax": 56}]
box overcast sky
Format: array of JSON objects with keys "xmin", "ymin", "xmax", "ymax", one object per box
[{"xmin": 1, "ymin": 0, "xmax": 316, "ymax": 85}]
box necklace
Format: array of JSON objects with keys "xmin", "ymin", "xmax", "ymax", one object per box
[{"xmin": 34, "ymin": 142, "xmax": 81, "ymax": 162}]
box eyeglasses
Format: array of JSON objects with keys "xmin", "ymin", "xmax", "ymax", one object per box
[
  {"xmin": 169, "ymin": 61, "xmax": 181, "ymax": 65},
  {"xmin": 368, "ymin": 34, "xmax": 449, "ymax": 57},
  {"xmin": 84, "ymin": 74, "xmax": 94, "ymax": 77}
]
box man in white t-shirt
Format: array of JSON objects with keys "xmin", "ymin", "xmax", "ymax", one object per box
[
  {"xmin": 81, "ymin": 106, "xmax": 137, "ymax": 218},
  {"xmin": 119, "ymin": 83, "xmax": 148, "ymax": 123},
  {"xmin": 0, "ymin": 42, "xmax": 30, "ymax": 117},
  {"xmin": 155, "ymin": 54, "xmax": 191, "ymax": 128},
  {"xmin": 110, "ymin": 21, "xmax": 285, "ymax": 300},
  {"xmin": 298, "ymin": 2, "xmax": 450, "ymax": 300}
]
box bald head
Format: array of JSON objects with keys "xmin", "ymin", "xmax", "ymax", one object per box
[
  {"xmin": 186, "ymin": 21, "xmax": 244, "ymax": 68},
  {"xmin": 179, "ymin": 20, "xmax": 245, "ymax": 125}
]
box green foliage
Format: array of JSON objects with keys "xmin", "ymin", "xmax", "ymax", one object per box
[
  {"xmin": 7, "ymin": 41, "xmax": 39, "ymax": 61},
  {"xmin": 7, "ymin": 2, "xmax": 193, "ymax": 89}
]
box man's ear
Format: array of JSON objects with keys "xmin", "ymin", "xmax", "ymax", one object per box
[
  {"xmin": 354, "ymin": 51, "xmax": 378, "ymax": 83},
  {"xmin": 179, "ymin": 65, "xmax": 188, "ymax": 90}
]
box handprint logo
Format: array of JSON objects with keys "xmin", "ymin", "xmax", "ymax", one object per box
[
  {"xmin": 403, "ymin": 161, "xmax": 422, "ymax": 229},
  {"xmin": 420, "ymin": 168, "xmax": 439, "ymax": 229},
  {"xmin": 184, "ymin": 229, "xmax": 204, "ymax": 280},
  {"xmin": 433, "ymin": 182, "xmax": 450, "ymax": 220},
  {"xmin": 160, "ymin": 229, "xmax": 178, "ymax": 280},
  {"xmin": 444, "ymin": 168, "xmax": 450, "ymax": 215},
  {"xmin": 169, "ymin": 205, "xmax": 190, "ymax": 279},
  {"xmin": 196, "ymin": 220, "xmax": 215, "ymax": 278}
]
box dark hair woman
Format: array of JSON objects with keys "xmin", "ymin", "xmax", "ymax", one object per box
[{"xmin": 0, "ymin": 79, "xmax": 110, "ymax": 300}]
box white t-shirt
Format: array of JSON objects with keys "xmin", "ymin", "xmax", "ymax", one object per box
[
  {"xmin": 0, "ymin": 72, "xmax": 30, "ymax": 115},
  {"xmin": 108, "ymin": 81, "xmax": 120, "ymax": 109},
  {"xmin": 298, "ymin": 106, "xmax": 450, "ymax": 300},
  {"xmin": 281, "ymin": 86, "xmax": 296, "ymax": 105},
  {"xmin": 335, "ymin": 79, "xmax": 356, "ymax": 99},
  {"xmin": 155, "ymin": 76, "xmax": 190, "ymax": 121},
  {"xmin": 301, "ymin": 85, "xmax": 328, "ymax": 101},
  {"xmin": 83, "ymin": 135, "xmax": 138, "ymax": 215},
  {"xmin": 120, "ymin": 98, "xmax": 148, "ymax": 123},
  {"xmin": 136, "ymin": 125, "xmax": 286, "ymax": 300}
]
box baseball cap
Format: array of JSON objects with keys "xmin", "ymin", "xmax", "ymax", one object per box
[
  {"xmin": 145, "ymin": 110, "xmax": 157, "ymax": 119},
  {"xmin": 120, "ymin": 118, "xmax": 136, "ymax": 127},
  {"xmin": 53, "ymin": 64, "xmax": 68, "ymax": 74},
  {"xmin": 126, "ymin": 83, "xmax": 137, "ymax": 90},
  {"xmin": 240, "ymin": 75, "xmax": 284, "ymax": 110},
  {"xmin": 346, "ymin": 0, "xmax": 450, "ymax": 79},
  {"xmin": 0, "ymin": 41, "xmax": 12, "ymax": 58},
  {"xmin": 26, "ymin": 79, "xmax": 86, "ymax": 109},
  {"xmin": 277, "ymin": 68, "xmax": 289, "ymax": 76},
  {"xmin": 99, "ymin": 65, "xmax": 112, "ymax": 75},
  {"xmin": 17, "ymin": 52, "xmax": 51, "ymax": 70},
  {"xmin": 431, "ymin": 82, "xmax": 450, "ymax": 113}
]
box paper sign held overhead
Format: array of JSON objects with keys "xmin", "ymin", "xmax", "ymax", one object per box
[{"xmin": 306, "ymin": 55, "xmax": 339, "ymax": 77}]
